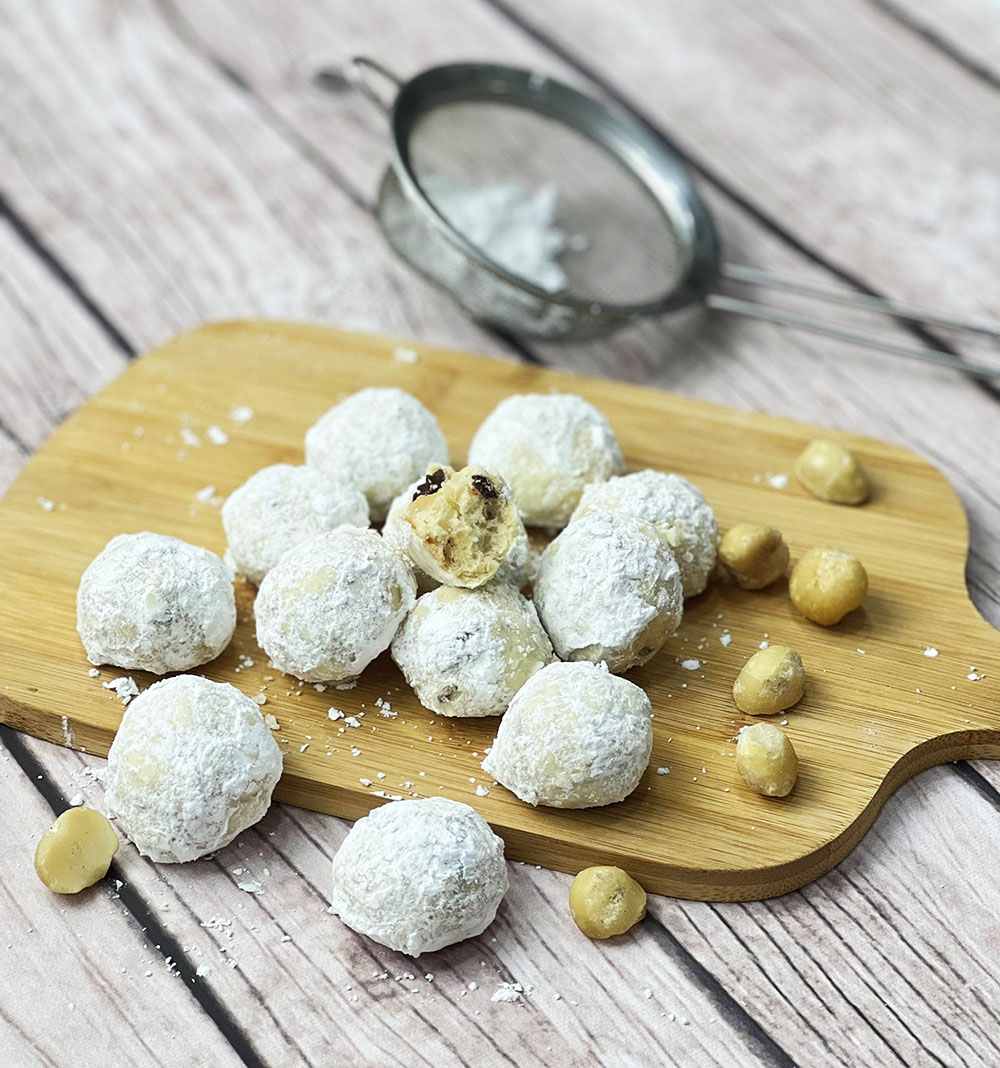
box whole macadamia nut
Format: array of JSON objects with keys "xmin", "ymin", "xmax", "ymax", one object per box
[
  {"xmin": 718, "ymin": 523, "xmax": 789, "ymax": 590},
  {"xmin": 789, "ymin": 547, "xmax": 868, "ymax": 625},
  {"xmin": 794, "ymin": 439, "xmax": 868, "ymax": 505},
  {"xmin": 569, "ymin": 866, "xmax": 647, "ymax": 939},
  {"xmin": 735, "ymin": 722, "xmax": 798, "ymax": 797},
  {"xmin": 733, "ymin": 645, "xmax": 805, "ymax": 716},
  {"xmin": 34, "ymin": 808, "xmax": 119, "ymax": 894}
]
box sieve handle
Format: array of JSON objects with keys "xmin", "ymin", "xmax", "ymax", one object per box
[{"xmin": 346, "ymin": 56, "xmax": 403, "ymax": 115}]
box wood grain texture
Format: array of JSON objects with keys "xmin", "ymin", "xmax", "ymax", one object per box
[
  {"xmin": 2, "ymin": 320, "xmax": 997, "ymax": 902},
  {"xmin": 3, "ymin": 0, "xmax": 1000, "ymax": 1064}
]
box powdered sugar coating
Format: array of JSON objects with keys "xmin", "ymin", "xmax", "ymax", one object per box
[
  {"xmin": 391, "ymin": 585, "xmax": 554, "ymax": 717},
  {"xmin": 104, "ymin": 675, "xmax": 282, "ymax": 862},
  {"xmin": 222, "ymin": 464, "xmax": 369, "ymax": 585},
  {"xmin": 330, "ymin": 797, "xmax": 508, "ymax": 955},
  {"xmin": 305, "ymin": 388, "xmax": 449, "ymax": 522},
  {"xmin": 77, "ymin": 532, "xmax": 236, "ymax": 674},
  {"xmin": 533, "ymin": 511, "xmax": 683, "ymax": 672},
  {"xmin": 382, "ymin": 477, "xmax": 532, "ymax": 592},
  {"xmin": 481, "ymin": 661, "xmax": 652, "ymax": 808},
  {"xmin": 467, "ymin": 393, "xmax": 624, "ymax": 529},
  {"xmin": 571, "ymin": 470, "xmax": 718, "ymax": 597},
  {"xmin": 255, "ymin": 528, "xmax": 416, "ymax": 682}
]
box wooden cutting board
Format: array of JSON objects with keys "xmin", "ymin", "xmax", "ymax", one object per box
[{"xmin": 1, "ymin": 320, "xmax": 997, "ymax": 901}]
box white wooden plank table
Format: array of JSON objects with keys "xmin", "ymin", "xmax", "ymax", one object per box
[{"xmin": 2, "ymin": 2, "xmax": 999, "ymax": 1065}]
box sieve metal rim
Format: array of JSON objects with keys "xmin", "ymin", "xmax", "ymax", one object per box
[{"xmin": 366, "ymin": 59, "xmax": 722, "ymax": 321}]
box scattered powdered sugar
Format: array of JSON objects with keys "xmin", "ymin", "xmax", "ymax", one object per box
[
  {"xmin": 393, "ymin": 346, "xmax": 419, "ymax": 364},
  {"xmin": 38, "ymin": 497, "xmax": 55, "ymax": 512},
  {"xmin": 491, "ymin": 981, "xmax": 524, "ymax": 1004},
  {"xmin": 720, "ymin": 633, "xmax": 732, "ymax": 647},
  {"xmin": 264, "ymin": 713, "xmax": 279, "ymax": 730},
  {"xmin": 103, "ymin": 676, "xmax": 140, "ymax": 705},
  {"xmin": 968, "ymin": 669, "xmax": 984, "ymax": 682},
  {"xmin": 236, "ymin": 879, "xmax": 263, "ymax": 894},
  {"xmin": 767, "ymin": 473, "xmax": 788, "ymax": 489},
  {"xmin": 206, "ymin": 425, "xmax": 229, "ymax": 445},
  {"xmin": 923, "ymin": 647, "xmax": 939, "ymax": 658},
  {"xmin": 759, "ymin": 640, "xmax": 770, "ymax": 649},
  {"xmin": 656, "ymin": 767, "xmax": 670, "ymax": 775},
  {"xmin": 180, "ymin": 427, "xmax": 201, "ymax": 448},
  {"xmin": 475, "ymin": 784, "xmax": 490, "ymax": 797},
  {"xmin": 229, "ymin": 405, "xmax": 254, "ymax": 424},
  {"xmin": 87, "ymin": 667, "xmax": 101, "ymax": 678},
  {"xmin": 68, "ymin": 793, "xmax": 84, "ymax": 807},
  {"xmin": 681, "ymin": 659, "xmax": 701, "ymax": 671}
]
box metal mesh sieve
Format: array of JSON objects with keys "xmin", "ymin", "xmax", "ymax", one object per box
[
  {"xmin": 356, "ymin": 59, "xmax": 718, "ymax": 340},
  {"xmin": 338, "ymin": 57, "xmax": 1000, "ymax": 373}
]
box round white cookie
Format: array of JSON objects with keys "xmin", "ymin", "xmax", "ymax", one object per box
[
  {"xmin": 571, "ymin": 469, "xmax": 718, "ymax": 597},
  {"xmin": 254, "ymin": 528, "xmax": 416, "ymax": 683},
  {"xmin": 467, "ymin": 393, "xmax": 624, "ymax": 529},
  {"xmin": 104, "ymin": 675, "xmax": 283, "ymax": 862},
  {"xmin": 77, "ymin": 532, "xmax": 236, "ymax": 674},
  {"xmin": 383, "ymin": 477, "xmax": 532, "ymax": 593},
  {"xmin": 533, "ymin": 511, "xmax": 682, "ymax": 672},
  {"xmin": 305, "ymin": 388, "xmax": 448, "ymax": 522},
  {"xmin": 391, "ymin": 584, "xmax": 554, "ymax": 717},
  {"xmin": 330, "ymin": 797, "xmax": 508, "ymax": 956},
  {"xmin": 481, "ymin": 661, "xmax": 652, "ymax": 808},
  {"xmin": 222, "ymin": 464, "xmax": 369, "ymax": 585}
]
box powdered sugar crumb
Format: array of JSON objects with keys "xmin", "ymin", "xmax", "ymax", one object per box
[
  {"xmin": 229, "ymin": 406, "xmax": 254, "ymax": 424},
  {"xmin": 206, "ymin": 425, "xmax": 229, "ymax": 445},
  {"xmin": 393, "ymin": 346, "xmax": 419, "ymax": 364},
  {"xmin": 103, "ymin": 676, "xmax": 140, "ymax": 705},
  {"xmin": 491, "ymin": 981, "xmax": 524, "ymax": 1004},
  {"xmin": 681, "ymin": 659, "xmax": 701, "ymax": 671},
  {"xmin": 923, "ymin": 647, "xmax": 939, "ymax": 658}
]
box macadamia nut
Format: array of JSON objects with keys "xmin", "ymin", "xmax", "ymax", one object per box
[
  {"xmin": 718, "ymin": 523, "xmax": 789, "ymax": 590},
  {"xmin": 468, "ymin": 393, "xmax": 624, "ymax": 529},
  {"xmin": 734, "ymin": 645, "xmax": 804, "ymax": 716},
  {"xmin": 735, "ymin": 722, "xmax": 798, "ymax": 797},
  {"xmin": 569, "ymin": 866, "xmax": 647, "ymax": 939},
  {"xmin": 34, "ymin": 808, "xmax": 119, "ymax": 894},
  {"xmin": 794, "ymin": 439, "xmax": 868, "ymax": 504},
  {"xmin": 789, "ymin": 547, "xmax": 868, "ymax": 625},
  {"xmin": 305, "ymin": 388, "xmax": 449, "ymax": 522},
  {"xmin": 395, "ymin": 465, "xmax": 521, "ymax": 588}
]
